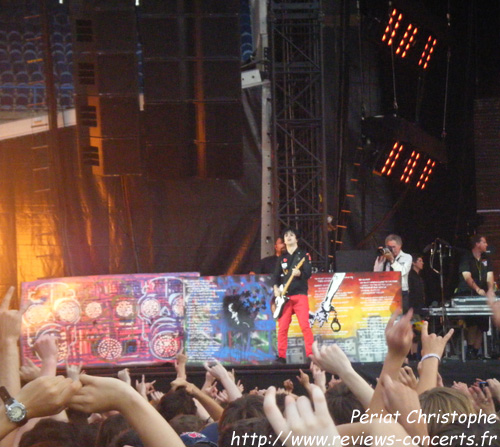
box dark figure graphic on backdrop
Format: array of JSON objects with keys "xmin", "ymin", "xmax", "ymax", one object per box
[
  {"xmin": 374, "ymin": 234, "xmax": 412, "ymax": 312},
  {"xmin": 455, "ymin": 235, "xmax": 494, "ymax": 359},
  {"xmin": 272, "ymin": 227, "xmax": 313, "ymax": 364},
  {"xmin": 221, "ymin": 283, "xmax": 268, "ymax": 349},
  {"xmin": 253, "ymin": 237, "xmax": 286, "ymax": 274}
]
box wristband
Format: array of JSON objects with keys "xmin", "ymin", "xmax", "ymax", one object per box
[{"xmin": 421, "ymin": 353, "xmax": 441, "ymax": 363}]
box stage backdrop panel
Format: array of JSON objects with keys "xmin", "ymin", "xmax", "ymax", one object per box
[
  {"xmin": 20, "ymin": 271, "xmax": 400, "ymax": 367},
  {"xmin": 287, "ymin": 271, "xmax": 401, "ymax": 364},
  {"xmin": 20, "ymin": 273, "xmax": 198, "ymax": 367}
]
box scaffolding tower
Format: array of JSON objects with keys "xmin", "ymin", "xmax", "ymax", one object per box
[{"xmin": 268, "ymin": 0, "xmax": 329, "ymax": 270}]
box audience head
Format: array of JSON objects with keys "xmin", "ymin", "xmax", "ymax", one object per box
[
  {"xmin": 19, "ymin": 419, "xmax": 84, "ymax": 447},
  {"xmin": 219, "ymin": 417, "xmax": 276, "ymax": 447},
  {"xmin": 219, "ymin": 395, "xmax": 265, "ymax": 432},
  {"xmin": 325, "ymin": 382, "xmax": 365, "ymax": 425},
  {"xmin": 419, "ymin": 387, "xmax": 476, "ymax": 436},
  {"xmin": 170, "ymin": 414, "xmax": 206, "ymax": 435},
  {"xmin": 157, "ymin": 387, "xmax": 197, "ymax": 422}
]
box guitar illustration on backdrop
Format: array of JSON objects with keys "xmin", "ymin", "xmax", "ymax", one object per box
[{"xmin": 273, "ymin": 257, "xmax": 306, "ymax": 319}]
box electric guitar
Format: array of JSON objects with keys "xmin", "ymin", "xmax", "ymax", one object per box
[{"xmin": 273, "ymin": 257, "xmax": 306, "ymax": 319}]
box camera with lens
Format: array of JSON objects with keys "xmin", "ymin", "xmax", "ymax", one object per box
[{"xmin": 377, "ymin": 247, "xmax": 392, "ymax": 256}]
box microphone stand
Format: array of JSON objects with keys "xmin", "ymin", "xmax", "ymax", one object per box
[{"xmin": 431, "ymin": 238, "xmax": 451, "ymax": 355}]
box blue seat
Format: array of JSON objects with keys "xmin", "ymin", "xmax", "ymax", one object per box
[
  {"xmin": 55, "ymin": 60, "xmax": 67, "ymax": 75},
  {"xmin": 65, "ymin": 49, "xmax": 73, "ymax": 63},
  {"xmin": 0, "ymin": 92, "xmax": 14, "ymax": 110},
  {"xmin": 0, "ymin": 49, "xmax": 8, "ymax": 62},
  {"xmin": 12, "ymin": 61, "xmax": 25, "ymax": 74},
  {"xmin": 30, "ymin": 71, "xmax": 44, "ymax": 83},
  {"xmin": 0, "ymin": 60, "xmax": 10, "ymax": 73},
  {"xmin": 9, "ymin": 41, "xmax": 22, "ymax": 52},
  {"xmin": 59, "ymin": 92, "xmax": 73, "ymax": 109},
  {"xmin": 23, "ymin": 42, "xmax": 36, "ymax": 53},
  {"xmin": 15, "ymin": 71, "xmax": 29, "ymax": 85},
  {"xmin": 52, "ymin": 32, "xmax": 63, "ymax": 44},
  {"xmin": 1, "ymin": 71, "xmax": 15, "ymax": 85},
  {"xmin": 52, "ymin": 42, "xmax": 64, "ymax": 53},
  {"xmin": 7, "ymin": 30, "xmax": 22, "ymax": 43},
  {"xmin": 23, "ymin": 49, "xmax": 38, "ymax": 64},
  {"xmin": 24, "ymin": 31, "xmax": 35, "ymax": 42},
  {"xmin": 10, "ymin": 49, "xmax": 22, "ymax": 63},
  {"xmin": 59, "ymin": 70, "xmax": 72, "ymax": 85},
  {"xmin": 15, "ymin": 92, "xmax": 29, "ymax": 110},
  {"xmin": 53, "ymin": 50, "xmax": 65, "ymax": 64}
]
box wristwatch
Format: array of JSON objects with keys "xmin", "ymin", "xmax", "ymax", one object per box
[{"xmin": 0, "ymin": 386, "xmax": 27, "ymax": 425}]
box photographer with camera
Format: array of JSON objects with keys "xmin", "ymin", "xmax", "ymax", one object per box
[{"xmin": 374, "ymin": 234, "xmax": 413, "ymax": 312}]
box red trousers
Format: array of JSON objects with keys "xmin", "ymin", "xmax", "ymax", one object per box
[{"xmin": 278, "ymin": 294, "xmax": 314, "ymax": 358}]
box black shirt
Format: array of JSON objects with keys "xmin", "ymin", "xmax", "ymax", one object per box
[
  {"xmin": 456, "ymin": 251, "xmax": 493, "ymax": 295},
  {"xmin": 272, "ymin": 248, "xmax": 312, "ymax": 296},
  {"xmin": 408, "ymin": 269, "xmax": 426, "ymax": 313},
  {"xmin": 255, "ymin": 255, "xmax": 279, "ymax": 274}
]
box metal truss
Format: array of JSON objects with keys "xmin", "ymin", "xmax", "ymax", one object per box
[{"xmin": 268, "ymin": 0, "xmax": 329, "ymax": 270}]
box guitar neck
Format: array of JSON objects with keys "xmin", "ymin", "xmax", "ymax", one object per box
[{"xmin": 281, "ymin": 257, "xmax": 305, "ymax": 296}]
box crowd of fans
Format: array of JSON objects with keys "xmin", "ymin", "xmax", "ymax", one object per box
[{"xmin": 1, "ymin": 285, "xmax": 500, "ymax": 447}]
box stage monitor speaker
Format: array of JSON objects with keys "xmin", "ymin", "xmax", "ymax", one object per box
[
  {"xmin": 335, "ymin": 250, "xmax": 376, "ymax": 273},
  {"xmin": 143, "ymin": 61, "xmax": 192, "ymax": 102},
  {"xmin": 82, "ymin": 137, "xmax": 141, "ymax": 176},
  {"xmin": 75, "ymin": 53, "xmax": 138, "ymax": 96},
  {"xmin": 140, "ymin": 0, "xmax": 238, "ymax": 15},
  {"xmin": 142, "ymin": 60, "xmax": 240, "ymax": 102},
  {"xmin": 144, "ymin": 143, "xmax": 196, "ymax": 179},
  {"xmin": 142, "ymin": 103, "xmax": 195, "ymax": 145},
  {"xmin": 72, "ymin": 8, "xmax": 137, "ymax": 53},
  {"xmin": 76, "ymin": 95, "xmax": 140, "ymax": 139}
]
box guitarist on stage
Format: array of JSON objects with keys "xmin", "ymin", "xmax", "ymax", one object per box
[{"xmin": 272, "ymin": 227, "xmax": 313, "ymax": 364}]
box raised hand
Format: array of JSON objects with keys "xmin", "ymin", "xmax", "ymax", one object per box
[
  {"xmin": 385, "ymin": 309, "xmax": 414, "ymax": 358},
  {"xmin": 17, "ymin": 375, "xmax": 81, "ymax": 419},
  {"xmin": 20, "ymin": 357, "xmax": 41, "ymax": 383},
  {"xmin": 135, "ymin": 374, "xmax": 156, "ymax": 401},
  {"xmin": 311, "ymin": 341, "xmax": 353, "ymax": 377},
  {"xmin": 469, "ymin": 385, "xmax": 496, "ymax": 415},
  {"xmin": 65, "ymin": 361, "xmax": 83, "ymax": 382},
  {"xmin": 397, "ymin": 366, "xmax": 418, "ymax": 390},
  {"xmin": 381, "ymin": 375, "xmax": 427, "ymax": 439},
  {"xmin": 117, "ymin": 368, "xmax": 132, "ymax": 386},
  {"xmin": 310, "ymin": 363, "xmax": 326, "ymax": 393},
  {"xmin": 420, "ymin": 321, "xmax": 454, "ymax": 359},
  {"xmin": 0, "ymin": 286, "xmax": 21, "ymax": 343},
  {"xmin": 284, "ymin": 378, "xmax": 295, "ymax": 394},
  {"xmin": 264, "ymin": 385, "xmax": 340, "ymax": 447},
  {"xmin": 175, "ymin": 353, "xmax": 188, "ymax": 380},
  {"xmin": 486, "ymin": 378, "xmax": 500, "ymax": 402},
  {"xmin": 295, "ymin": 371, "xmax": 309, "ymax": 390}
]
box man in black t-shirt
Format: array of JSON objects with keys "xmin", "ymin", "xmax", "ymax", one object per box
[
  {"xmin": 253, "ymin": 237, "xmax": 285, "ymax": 274},
  {"xmin": 455, "ymin": 235, "xmax": 494, "ymax": 359},
  {"xmin": 272, "ymin": 227, "xmax": 313, "ymax": 364}
]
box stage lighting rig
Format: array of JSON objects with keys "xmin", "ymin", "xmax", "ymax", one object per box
[{"xmin": 364, "ymin": 115, "xmax": 444, "ymax": 190}]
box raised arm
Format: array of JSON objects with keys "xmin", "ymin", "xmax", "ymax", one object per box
[
  {"xmin": 204, "ymin": 360, "xmax": 242, "ymax": 402},
  {"xmin": 368, "ymin": 309, "xmax": 413, "ymax": 415},
  {"xmin": 416, "ymin": 321, "xmax": 453, "ymax": 394},
  {"xmin": 311, "ymin": 341, "xmax": 373, "ymax": 409},
  {"xmin": 70, "ymin": 374, "xmax": 184, "ymax": 447}
]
